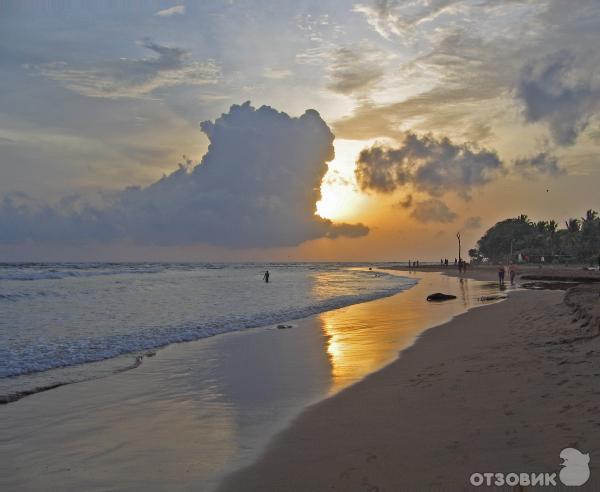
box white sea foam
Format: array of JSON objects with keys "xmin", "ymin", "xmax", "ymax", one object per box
[{"xmin": 0, "ymin": 263, "xmax": 415, "ymax": 387}]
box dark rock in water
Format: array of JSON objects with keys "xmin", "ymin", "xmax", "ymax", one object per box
[
  {"xmin": 277, "ymin": 324, "xmax": 293, "ymax": 329},
  {"xmin": 426, "ymin": 293, "xmax": 457, "ymax": 302}
]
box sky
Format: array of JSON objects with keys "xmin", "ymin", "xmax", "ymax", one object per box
[{"xmin": 0, "ymin": 0, "xmax": 598, "ymax": 261}]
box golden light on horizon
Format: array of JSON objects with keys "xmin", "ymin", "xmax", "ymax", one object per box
[{"xmin": 316, "ymin": 139, "xmax": 371, "ymax": 222}]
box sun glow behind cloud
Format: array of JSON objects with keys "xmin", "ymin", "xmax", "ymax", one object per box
[{"xmin": 316, "ymin": 139, "xmax": 371, "ymax": 222}]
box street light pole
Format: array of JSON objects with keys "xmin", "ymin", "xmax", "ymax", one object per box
[{"xmin": 456, "ymin": 232, "xmax": 461, "ymax": 264}]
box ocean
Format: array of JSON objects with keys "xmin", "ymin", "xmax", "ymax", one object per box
[{"xmin": 0, "ymin": 262, "xmax": 415, "ymax": 401}]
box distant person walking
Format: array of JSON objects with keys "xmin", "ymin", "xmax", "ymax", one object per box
[
  {"xmin": 509, "ymin": 267, "xmax": 516, "ymax": 285},
  {"xmin": 498, "ymin": 266, "xmax": 505, "ymax": 285},
  {"xmin": 263, "ymin": 270, "xmax": 270, "ymax": 283}
]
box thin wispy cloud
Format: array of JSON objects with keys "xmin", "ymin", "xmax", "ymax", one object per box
[
  {"xmin": 36, "ymin": 39, "xmax": 218, "ymax": 99},
  {"xmin": 513, "ymin": 152, "xmax": 565, "ymax": 178},
  {"xmin": 155, "ymin": 5, "xmax": 185, "ymax": 17},
  {"xmin": 327, "ymin": 45, "xmax": 385, "ymax": 96},
  {"xmin": 410, "ymin": 198, "xmax": 457, "ymax": 223},
  {"xmin": 463, "ymin": 216, "xmax": 482, "ymax": 229},
  {"xmin": 263, "ymin": 68, "xmax": 293, "ymax": 80}
]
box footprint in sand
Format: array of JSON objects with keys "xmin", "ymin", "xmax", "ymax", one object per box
[
  {"xmin": 360, "ymin": 477, "xmax": 380, "ymax": 492},
  {"xmin": 366, "ymin": 453, "xmax": 377, "ymax": 463}
]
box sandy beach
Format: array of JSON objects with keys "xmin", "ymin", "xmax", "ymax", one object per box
[
  {"xmin": 221, "ymin": 268, "xmax": 600, "ymax": 490},
  {"xmin": 2, "ymin": 267, "xmax": 598, "ymax": 490}
]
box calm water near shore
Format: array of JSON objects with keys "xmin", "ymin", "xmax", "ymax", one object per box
[
  {"xmin": 0, "ymin": 262, "xmax": 414, "ymax": 400},
  {"xmin": 1, "ymin": 269, "xmax": 507, "ymax": 491}
]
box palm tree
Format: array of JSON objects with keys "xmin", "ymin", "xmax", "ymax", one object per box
[
  {"xmin": 583, "ymin": 210, "xmax": 598, "ymax": 222},
  {"xmin": 547, "ymin": 220, "xmax": 558, "ymax": 257},
  {"xmin": 564, "ymin": 218, "xmax": 581, "ymax": 259},
  {"xmin": 565, "ymin": 218, "xmax": 580, "ymax": 233},
  {"xmin": 580, "ymin": 210, "xmax": 599, "ymax": 261}
]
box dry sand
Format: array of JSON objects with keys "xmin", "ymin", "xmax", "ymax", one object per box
[{"xmin": 221, "ymin": 276, "xmax": 600, "ymax": 490}]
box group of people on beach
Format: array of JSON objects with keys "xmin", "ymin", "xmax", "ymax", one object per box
[
  {"xmin": 438, "ymin": 257, "xmax": 468, "ymax": 272},
  {"xmin": 409, "ymin": 258, "xmax": 469, "ymax": 273},
  {"xmin": 498, "ymin": 266, "xmax": 516, "ymax": 285}
]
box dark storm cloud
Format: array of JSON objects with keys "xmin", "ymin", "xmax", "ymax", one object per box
[
  {"xmin": 516, "ymin": 51, "xmax": 600, "ymax": 146},
  {"xmin": 410, "ymin": 198, "xmax": 457, "ymax": 223},
  {"xmin": 355, "ymin": 132, "xmax": 504, "ymax": 198},
  {"xmin": 0, "ymin": 102, "xmax": 368, "ymax": 248}
]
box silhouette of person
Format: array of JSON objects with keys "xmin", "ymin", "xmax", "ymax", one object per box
[
  {"xmin": 509, "ymin": 268, "xmax": 516, "ymax": 285},
  {"xmin": 498, "ymin": 266, "xmax": 505, "ymax": 285},
  {"xmin": 263, "ymin": 270, "xmax": 270, "ymax": 283}
]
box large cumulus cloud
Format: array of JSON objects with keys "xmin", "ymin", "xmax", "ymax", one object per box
[
  {"xmin": 0, "ymin": 102, "xmax": 368, "ymax": 248},
  {"xmin": 355, "ymin": 132, "xmax": 504, "ymax": 198}
]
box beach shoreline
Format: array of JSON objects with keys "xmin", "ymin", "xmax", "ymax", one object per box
[
  {"xmin": 1, "ymin": 270, "xmax": 507, "ymax": 491},
  {"xmin": 220, "ymin": 268, "xmax": 600, "ymax": 490},
  {"xmin": 2, "ymin": 266, "xmax": 598, "ymax": 490}
]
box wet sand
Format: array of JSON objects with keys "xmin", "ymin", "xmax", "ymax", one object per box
[{"xmin": 220, "ymin": 274, "xmax": 600, "ymax": 490}]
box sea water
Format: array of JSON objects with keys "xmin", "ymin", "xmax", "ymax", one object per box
[{"xmin": 0, "ymin": 262, "xmax": 415, "ymax": 400}]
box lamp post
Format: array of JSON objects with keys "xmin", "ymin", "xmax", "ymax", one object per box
[
  {"xmin": 456, "ymin": 232, "xmax": 461, "ymax": 267},
  {"xmin": 508, "ymin": 238, "xmax": 514, "ymax": 270}
]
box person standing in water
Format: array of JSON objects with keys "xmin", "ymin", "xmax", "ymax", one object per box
[
  {"xmin": 263, "ymin": 270, "xmax": 270, "ymax": 283},
  {"xmin": 498, "ymin": 266, "xmax": 505, "ymax": 285}
]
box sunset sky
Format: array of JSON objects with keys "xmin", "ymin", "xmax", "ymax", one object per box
[{"xmin": 0, "ymin": 1, "xmax": 598, "ymax": 261}]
